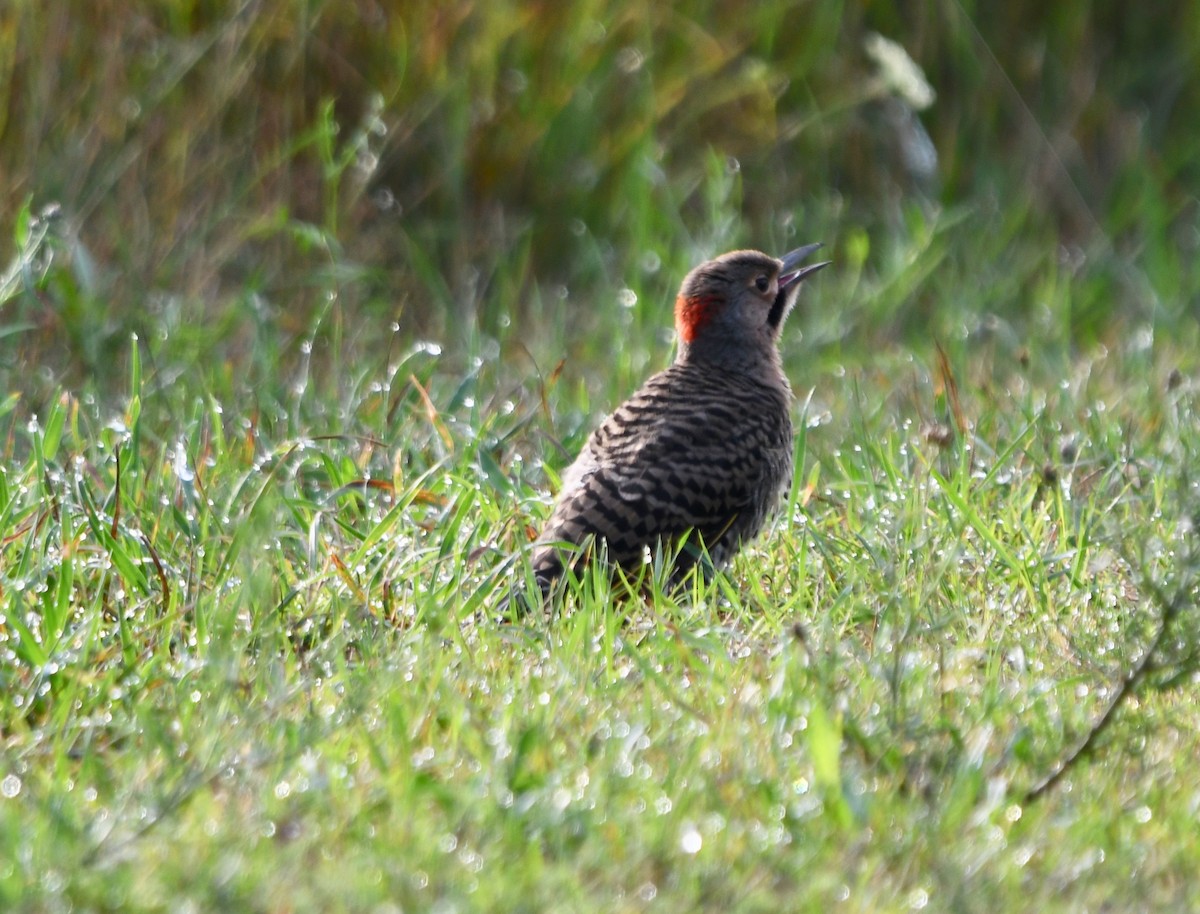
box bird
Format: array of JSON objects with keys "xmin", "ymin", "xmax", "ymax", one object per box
[{"xmin": 518, "ymin": 243, "xmax": 829, "ymax": 606}]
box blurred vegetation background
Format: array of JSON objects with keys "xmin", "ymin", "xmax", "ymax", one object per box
[{"xmin": 1, "ymin": 0, "xmax": 1198, "ymax": 399}]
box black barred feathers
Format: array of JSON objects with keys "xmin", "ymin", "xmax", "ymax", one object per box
[{"xmin": 530, "ymin": 360, "xmax": 792, "ymax": 590}]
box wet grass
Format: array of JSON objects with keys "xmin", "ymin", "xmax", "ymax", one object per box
[
  {"xmin": 3, "ymin": 2, "xmax": 1200, "ymax": 911},
  {"xmin": 3, "ymin": 253, "xmax": 1199, "ymax": 910}
]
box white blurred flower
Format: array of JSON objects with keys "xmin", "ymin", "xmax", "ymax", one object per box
[{"xmin": 865, "ymin": 32, "xmax": 936, "ymax": 110}]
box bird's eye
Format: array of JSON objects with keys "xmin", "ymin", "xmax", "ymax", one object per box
[{"xmin": 755, "ymin": 275, "xmax": 770, "ymax": 293}]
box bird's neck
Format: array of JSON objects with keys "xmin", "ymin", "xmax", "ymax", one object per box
[{"xmin": 675, "ymin": 335, "xmax": 790, "ymax": 392}]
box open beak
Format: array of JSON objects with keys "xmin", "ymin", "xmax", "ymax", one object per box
[{"xmin": 778, "ymin": 243, "xmax": 831, "ymax": 288}]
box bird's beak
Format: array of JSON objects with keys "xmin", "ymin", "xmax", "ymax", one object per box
[{"xmin": 778, "ymin": 243, "xmax": 831, "ymax": 288}]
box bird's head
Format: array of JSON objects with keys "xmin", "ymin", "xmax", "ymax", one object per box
[
  {"xmin": 673, "ymin": 244, "xmax": 829, "ymax": 368},
  {"xmin": 672, "ymin": 242, "xmax": 830, "ymax": 362}
]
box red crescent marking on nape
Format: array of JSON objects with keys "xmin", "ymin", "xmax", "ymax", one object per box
[{"xmin": 674, "ymin": 294, "xmax": 722, "ymax": 344}]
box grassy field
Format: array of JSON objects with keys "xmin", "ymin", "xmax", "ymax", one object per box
[{"xmin": 3, "ymin": 2, "xmax": 1200, "ymax": 911}]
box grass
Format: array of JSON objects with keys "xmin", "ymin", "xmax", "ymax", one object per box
[
  {"xmin": 3, "ymin": 288, "xmax": 1199, "ymax": 911},
  {"xmin": 4, "ymin": 2, "xmax": 1200, "ymax": 912}
]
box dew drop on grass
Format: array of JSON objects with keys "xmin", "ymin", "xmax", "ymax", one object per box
[
  {"xmin": 679, "ymin": 823, "xmax": 702, "ymax": 854},
  {"xmin": 173, "ymin": 444, "xmax": 195, "ymax": 483},
  {"xmin": 356, "ymin": 150, "xmax": 379, "ymax": 174},
  {"xmin": 496, "ymin": 67, "xmax": 529, "ymax": 97},
  {"xmin": 618, "ymin": 288, "xmax": 637, "ymax": 308},
  {"xmin": 616, "ymin": 46, "xmax": 644, "ymax": 73},
  {"xmin": 412, "ymin": 747, "xmax": 435, "ymax": 769},
  {"xmin": 551, "ymin": 787, "xmax": 571, "ymax": 812},
  {"xmin": 1, "ymin": 775, "xmax": 21, "ymax": 798}
]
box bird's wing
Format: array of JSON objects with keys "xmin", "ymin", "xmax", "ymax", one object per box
[{"xmin": 536, "ymin": 367, "xmax": 790, "ymax": 569}]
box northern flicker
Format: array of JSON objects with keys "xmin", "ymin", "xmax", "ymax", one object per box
[{"xmin": 523, "ymin": 243, "xmax": 829, "ymax": 601}]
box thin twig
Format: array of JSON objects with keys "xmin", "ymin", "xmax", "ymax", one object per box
[{"xmin": 1025, "ymin": 574, "xmax": 1187, "ymax": 802}]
